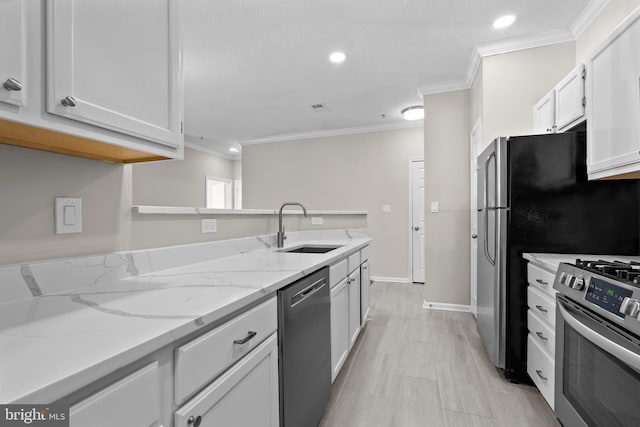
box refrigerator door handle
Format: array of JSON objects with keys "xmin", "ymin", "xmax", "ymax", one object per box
[{"xmin": 483, "ymin": 152, "xmax": 496, "ymax": 265}]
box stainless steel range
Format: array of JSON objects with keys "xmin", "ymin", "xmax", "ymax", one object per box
[{"xmin": 553, "ymin": 259, "xmax": 640, "ymax": 427}]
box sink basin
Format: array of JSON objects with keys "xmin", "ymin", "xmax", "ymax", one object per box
[{"xmin": 282, "ymin": 245, "xmax": 342, "ymax": 254}]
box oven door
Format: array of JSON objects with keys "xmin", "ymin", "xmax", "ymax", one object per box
[{"xmin": 555, "ymin": 296, "xmax": 640, "ymax": 427}]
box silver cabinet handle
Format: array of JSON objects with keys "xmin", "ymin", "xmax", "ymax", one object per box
[
  {"xmin": 188, "ymin": 415, "xmax": 202, "ymax": 426},
  {"xmin": 535, "ymin": 331, "xmax": 548, "ymax": 341},
  {"xmin": 535, "ymin": 305, "xmax": 548, "ymax": 313},
  {"xmin": 61, "ymin": 96, "xmax": 77, "ymax": 107},
  {"xmin": 3, "ymin": 78, "xmax": 22, "ymax": 91},
  {"xmin": 233, "ymin": 330, "xmax": 257, "ymax": 345},
  {"xmin": 535, "ymin": 370, "xmax": 548, "ymax": 381},
  {"xmin": 535, "ymin": 279, "xmax": 548, "ymax": 286}
]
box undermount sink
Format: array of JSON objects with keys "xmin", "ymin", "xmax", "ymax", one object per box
[{"xmin": 281, "ymin": 245, "xmax": 342, "ymax": 254}]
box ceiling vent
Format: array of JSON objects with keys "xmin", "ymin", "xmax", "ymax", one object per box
[{"xmin": 310, "ymin": 103, "xmax": 328, "ymax": 112}]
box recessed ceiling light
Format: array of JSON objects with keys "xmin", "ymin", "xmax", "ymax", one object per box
[
  {"xmin": 329, "ymin": 51, "xmax": 346, "ymax": 63},
  {"xmin": 493, "ymin": 14, "xmax": 517, "ymax": 29},
  {"xmin": 401, "ymin": 106, "xmax": 424, "ymax": 121},
  {"xmin": 229, "ymin": 147, "xmax": 239, "ymax": 153}
]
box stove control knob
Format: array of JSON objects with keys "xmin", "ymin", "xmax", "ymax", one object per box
[
  {"xmin": 619, "ymin": 297, "xmax": 640, "ymax": 318},
  {"xmin": 559, "ymin": 272, "xmax": 569, "ymax": 286},
  {"xmin": 572, "ymin": 277, "xmax": 585, "ymax": 290}
]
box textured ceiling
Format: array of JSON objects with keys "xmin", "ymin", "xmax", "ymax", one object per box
[{"xmin": 182, "ymin": 0, "xmax": 592, "ymax": 156}]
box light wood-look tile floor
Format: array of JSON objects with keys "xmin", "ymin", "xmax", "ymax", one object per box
[{"xmin": 318, "ymin": 282, "xmax": 560, "ymax": 427}]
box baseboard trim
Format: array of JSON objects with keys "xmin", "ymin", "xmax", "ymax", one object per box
[
  {"xmin": 370, "ymin": 276, "xmax": 410, "ymax": 284},
  {"xmin": 422, "ymin": 301, "xmax": 472, "ymax": 313}
]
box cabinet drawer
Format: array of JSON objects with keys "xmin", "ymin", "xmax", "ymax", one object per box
[
  {"xmin": 330, "ymin": 259, "xmax": 347, "ymax": 288},
  {"xmin": 527, "ymin": 334, "xmax": 555, "ymax": 410},
  {"xmin": 527, "ymin": 263, "xmax": 556, "ymax": 298},
  {"xmin": 347, "ymin": 252, "xmax": 361, "ymax": 274},
  {"xmin": 360, "ymin": 245, "xmax": 370, "ymax": 262},
  {"xmin": 528, "ymin": 286, "xmax": 556, "ymax": 326},
  {"xmin": 527, "ymin": 309, "xmax": 556, "ymax": 356},
  {"xmin": 70, "ymin": 362, "xmax": 161, "ymax": 427},
  {"xmin": 175, "ymin": 334, "xmax": 279, "ymax": 427},
  {"xmin": 175, "ymin": 297, "xmax": 277, "ymax": 404}
]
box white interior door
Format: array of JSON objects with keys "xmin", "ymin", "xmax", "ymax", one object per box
[
  {"xmin": 470, "ymin": 121, "xmax": 482, "ymax": 317},
  {"xmin": 411, "ymin": 160, "xmax": 425, "ymax": 283}
]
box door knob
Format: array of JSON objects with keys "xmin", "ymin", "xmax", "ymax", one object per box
[
  {"xmin": 61, "ymin": 96, "xmax": 77, "ymax": 107},
  {"xmin": 3, "ymin": 78, "xmax": 22, "ymax": 91},
  {"xmin": 472, "ymin": 234, "xmax": 478, "ymax": 239},
  {"xmin": 413, "ymin": 226, "xmax": 420, "ymax": 231}
]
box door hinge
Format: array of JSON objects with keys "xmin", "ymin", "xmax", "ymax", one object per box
[
  {"xmin": 180, "ymin": 121, "xmax": 184, "ymax": 134},
  {"xmin": 582, "ymin": 96, "xmax": 586, "ymax": 107},
  {"xmin": 582, "ymin": 68, "xmax": 586, "ymax": 80}
]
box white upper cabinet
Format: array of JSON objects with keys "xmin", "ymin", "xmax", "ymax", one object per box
[
  {"xmin": 532, "ymin": 64, "xmax": 585, "ymax": 135},
  {"xmin": 0, "ymin": 0, "xmax": 27, "ymax": 108},
  {"xmin": 555, "ymin": 64, "xmax": 585, "ymax": 130},
  {"xmin": 46, "ymin": 0, "xmax": 182, "ymax": 149},
  {"xmin": 533, "ymin": 90, "xmax": 555, "ymax": 134},
  {"xmin": 586, "ymin": 8, "xmax": 640, "ymax": 180}
]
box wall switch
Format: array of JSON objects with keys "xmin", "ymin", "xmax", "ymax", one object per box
[
  {"xmin": 311, "ymin": 216, "xmax": 323, "ymax": 225},
  {"xmin": 431, "ymin": 201, "xmax": 439, "ymax": 213},
  {"xmin": 55, "ymin": 197, "xmax": 82, "ymax": 234},
  {"xmin": 201, "ymin": 218, "xmax": 217, "ymax": 233},
  {"xmin": 382, "ymin": 204, "xmax": 392, "ymax": 213}
]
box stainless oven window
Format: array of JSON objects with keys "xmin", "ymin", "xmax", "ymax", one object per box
[{"xmin": 562, "ymin": 317, "xmax": 640, "ymax": 427}]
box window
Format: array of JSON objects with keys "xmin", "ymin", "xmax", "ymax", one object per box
[{"xmin": 206, "ymin": 176, "xmax": 232, "ymax": 209}]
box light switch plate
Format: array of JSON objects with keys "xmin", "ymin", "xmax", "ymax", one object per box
[
  {"xmin": 55, "ymin": 197, "xmax": 82, "ymax": 234},
  {"xmin": 201, "ymin": 218, "xmax": 217, "ymax": 233},
  {"xmin": 382, "ymin": 204, "xmax": 392, "ymax": 213},
  {"xmin": 431, "ymin": 201, "xmax": 439, "ymax": 213},
  {"xmin": 311, "ymin": 216, "xmax": 323, "ymax": 225}
]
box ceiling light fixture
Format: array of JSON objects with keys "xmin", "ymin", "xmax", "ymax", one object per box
[
  {"xmin": 329, "ymin": 51, "xmax": 346, "ymax": 63},
  {"xmin": 229, "ymin": 147, "xmax": 239, "ymax": 153},
  {"xmin": 401, "ymin": 106, "xmax": 424, "ymax": 121},
  {"xmin": 493, "ymin": 14, "xmax": 517, "ymax": 29}
]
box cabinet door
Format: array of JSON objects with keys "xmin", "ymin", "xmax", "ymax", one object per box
[
  {"xmin": 348, "ymin": 269, "xmax": 361, "ymax": 349},
  {"xmin": 360, "ymin": 260, "xmax": 370, "ymax": 325},
  {"xmin": 0, "ymin": 0, "xmax": 27, "ymax": 107},
  {"xmin": 555, "ymin": 64, "xmax": 585, "ymax": 131},
  {"xmin": 533, "ymin": 90, "xmax": 555, "ymax": 134},
  {"xmin": 70, "ymin": 362, "xmax": 162, "ymax": 427},
  {"xmin": 174, "ymin": 334, "xmax": 279, "ymax": 427},
  {"xmin": 330, "ymin": 278, "xmax": 349, "ymax": 383},
  {"xmin": 587, "ymin": 9, "xmax": 640, "ymax": 178},
  {"xmin": 46, "ymin": 0, "xmax": 182, "ymax": 148}
]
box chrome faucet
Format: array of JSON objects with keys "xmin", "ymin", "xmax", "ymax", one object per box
[{"xmin": 277, "ymin": 202, "xmax": 307, "ymax": 248}]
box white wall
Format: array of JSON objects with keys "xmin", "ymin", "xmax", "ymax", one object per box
[
  {"xmin": 242, "ymin": 127, "xmax": 424, "ymax": 281},
  {"xmin": 132, "ymin": 147, "xmax": 234, "ymax": 207},
  {"xmin": 423, "ymin": 90, "xmax": 471, "ymax": 305},
  {"xmin": 576, "ymin": 0, "xmax": 640, "ymax": 61}
]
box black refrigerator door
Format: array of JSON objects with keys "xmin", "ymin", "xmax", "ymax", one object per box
[{"xmin": 503, "ymin": 132, "xmax": 640, "ymax": 382}]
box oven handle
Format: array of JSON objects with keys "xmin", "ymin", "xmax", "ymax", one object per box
[{"xmin": 558, "ymin": 300, "xmax": 640, "ymax": 373}]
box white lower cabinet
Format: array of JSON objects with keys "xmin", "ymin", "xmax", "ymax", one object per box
[
  {"xmin": 174, "ymin": 333, "xmax": 279, "ymax": 427},
  {"xmin": 330, "ymin": 277, "xmax": 349, "ymax": 383},
  {"xmin": 360, "ymin": 259, "xmax": 370, "ymax": 325},
  {"xmin": 70, "ymin": 362, "xmax": 162, "ymax": 427},
  {"xmin": 348, "ymin": 268, "xmax": 361, "ymax": 349},
  {"xmin": 527, "ymin": 334, "xmax": 555, "ymax": 408}
]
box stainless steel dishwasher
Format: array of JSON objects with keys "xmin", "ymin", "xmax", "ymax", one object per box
[{"xmin": 277, "ymin": 267, "xmax": 331, "ymax": 427}]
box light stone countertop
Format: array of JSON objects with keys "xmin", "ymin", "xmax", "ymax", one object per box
[{"xmin": 0, "ymin": 237, "xmax": 370, "ymax": 404}]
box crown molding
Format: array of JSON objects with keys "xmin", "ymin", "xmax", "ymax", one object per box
[
  {"xmin": 241, "ymin": 121, "xmax": 423, "ymax": 145},
  {"xmin": 475, "ymin": 29, "xmax": 575, "ymax": 57},
  {"xmin": 184, "ymin": 139, "xmax": 239, "ymax": 160},
  {"xmin": 465, "ymin": 48, "xmax": 482, "ymax": 88},
  {"xmin": 418, "ymin": 80, "xmax": 469, "ymax": 96},
  {"xmin": 571, "ymin": 0, "xmax": 609, "ymax": 38}
]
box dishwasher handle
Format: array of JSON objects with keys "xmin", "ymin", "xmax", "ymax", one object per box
[{"xmin": 291, "ymin": 278, "xmax": 326, "ymax": 307}]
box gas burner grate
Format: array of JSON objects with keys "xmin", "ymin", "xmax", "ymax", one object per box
[{"xmin": 574, "ymin": 259, "xmax": 640, "ymax": 286}]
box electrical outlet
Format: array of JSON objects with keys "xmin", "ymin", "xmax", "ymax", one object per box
[
  {"xmin": 431, "ymin": 201, "xmax": 439, "ymax": 213},
  {"xmin": 311, "ymin": 217, "xmax": 323, "ymax": 225},
  {"xmin": 382, "ymin": 204, "xmax": 392, "ymax": 213},
  {"xmin": 201, "ymin": 218, "xmax": 217, "ymax": 233},
  {"xmin": 55, "ymin": 197, "xmax": 82, "ymax": 234}
]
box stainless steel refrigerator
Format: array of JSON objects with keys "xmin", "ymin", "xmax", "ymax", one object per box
[{"xmin": 476, "ymin": 132, "xmax": 640, "ymax": 382}]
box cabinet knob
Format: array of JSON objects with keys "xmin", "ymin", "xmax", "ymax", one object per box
[
  {"xmin": 3, "ymin": 78, "xmax": 22, "ymax": 91},
  {"xmin": 471, "ymin": 234, "xmax": 478, "ymax": 239},
  {"xmin": 61, "ymin": 96, "xmax": 77, "ymax": 107},
  {"xmin": 413, "ymin": 226, "xmax": 420, "ymax": 231},
  {"xmin": 188, "ymin": 415, "xmax": 202, "ymax": 427}
]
